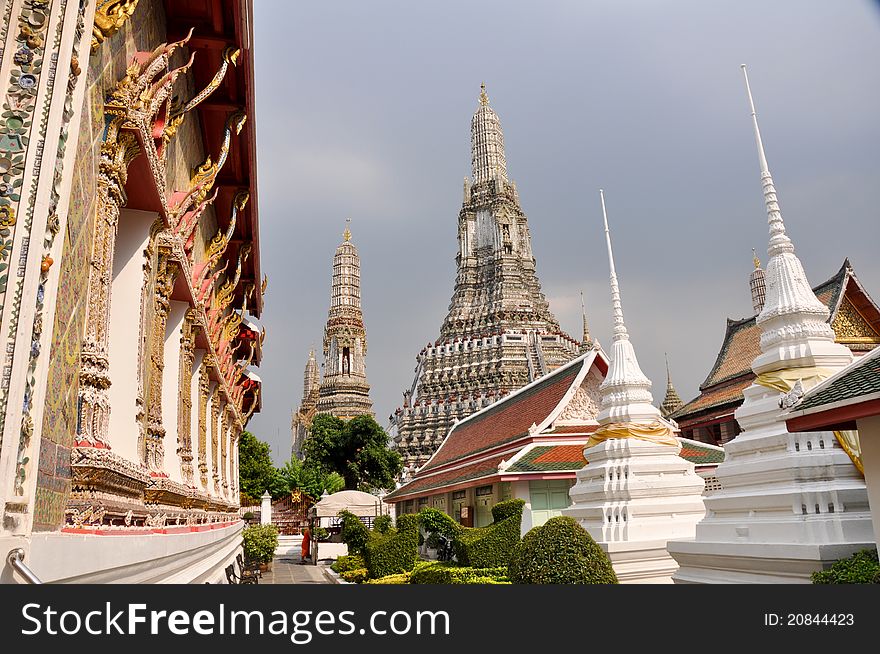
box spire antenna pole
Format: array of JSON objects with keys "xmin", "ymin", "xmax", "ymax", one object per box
[
  {"xmin": 600, "ymin": 189, "xmax": 627, "ymax": 340},
  {"xmin": 741, "ymin": 65, "xmax": 769, "ymax": 175},
  {"xmin": 741, "ymin": 65, "xmax": 793, "ymax": 256}
]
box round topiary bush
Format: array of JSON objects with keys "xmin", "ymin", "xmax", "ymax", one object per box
[{"xmin": 508, "ymin": 516, "xmax": 617, "ymax": 584}]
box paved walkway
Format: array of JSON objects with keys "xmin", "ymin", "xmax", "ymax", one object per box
[{"xmin": 260, "ymin": 552, "xmax": 331, "ymax": 584}]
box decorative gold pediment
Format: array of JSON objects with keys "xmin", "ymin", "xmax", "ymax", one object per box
[{"xmin": 833, "ymin": 297, "xmax": 880, "ymax": 344}]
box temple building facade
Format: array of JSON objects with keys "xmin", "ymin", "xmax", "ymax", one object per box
[
  {"xmin": 667, "ymin": 66, "xmax": 873, "ymax": 583},
  {"xmin": 0, "ymin": 0, "xmax": 263, "ymax": 584},
  {"xmin": 670, "ymin": 258, "xmax": 880, "ymax": 446},
  {"xmin": 391, "ymin": 85, "xmax": 583, "ymax": 472},
  {"xmin": 385, "ymin": 350, "xmax": 724, "ymax": 535}
]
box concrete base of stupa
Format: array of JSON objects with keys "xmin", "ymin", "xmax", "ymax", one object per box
[
  {"xmin": 668, "ymin": 540, "xmax": 871, "ymax": 584},
  {"xmin": 598, "ymin": 540, "xmax": 681, "ymax": 584},
  {"xmin": 563, "ymin": 438, "xmax": 707, "ymax": 584},
  {"xmin": 668, "ymin": 383, "xmax": 875, "ymax": 584}
]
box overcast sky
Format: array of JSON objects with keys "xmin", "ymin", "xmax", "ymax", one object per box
[{"xmin": 248, "ymin": 1, "xmax": 880, "ymax": 464}]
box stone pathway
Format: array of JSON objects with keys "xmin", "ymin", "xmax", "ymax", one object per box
[{"xmin": 260, "ymin": 552, "xmax": 330, "ymax": 584}]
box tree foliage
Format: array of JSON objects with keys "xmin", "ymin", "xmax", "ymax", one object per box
[
  {"xmin": 278, "ymin": 456, "xmax": 345, "ymax": 498},
  {"xmin": 304, "ymin": 414, "xmax": 402, "ymax": 491},
  {"xmin": 238, "ymin": 430, "xmax": 277, "ymax": 502},
  {"xmin": 239, "ymin": 430, "xmax": 344, "ymax": 502}
]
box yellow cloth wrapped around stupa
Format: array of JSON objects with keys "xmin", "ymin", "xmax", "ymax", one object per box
[
  {"xmin": 755, "ymin": 366, "xmax": 863, "ymax": 475},
  {"xmin": 586, "ymin": 420, "xmax": 680, "ymax": 449}
]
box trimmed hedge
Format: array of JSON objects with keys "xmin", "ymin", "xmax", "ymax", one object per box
[
  {"xmin": 331, "ymin": 554, "xmax": 366, "ymax": 574},
  {"xmin": 409, "ymin": 561, "xmax": 508, "ymax": 584},
  {"xmin": 812, "ymin": 549, "xmax": 880, "ymax": 584},
  {"xmin": 454, "ymin": 499, "xmax": 525, "ymax": 568},
  {"xmin": 338, "ymin": 510, "xmax": 370, "ymax": 555},
  {"xmin": 340, "ymin": 568, "xmax": 369, "ymax": 584},
  {"xmin": 508, "ymin": 516, "xmax": 617, "ymax": 584},
  {"xmin": 374, "ymin": 514, "xmax": 393, "ymax": 534},
  {"xmin": 363, "ymin": 514, "xmax": 420, "ymax": 579},
  {"xmin": 419, "ymin": 508, "xmax": 461, "ymax": 538},
  {"xmin": 366, "ymin": 572, "xmax": 412, "ymax": 584}
]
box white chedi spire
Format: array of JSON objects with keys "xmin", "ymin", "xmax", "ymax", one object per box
[
  {"xmin": 596, "ymin": 190, "xmax": 661, "ymax": 425},
  {"xmin": 564, "ymin": 191, "xmax": 706, "ymax": 582},
  {"xmin": 740, "ymin": 66, "xmax": 849, "ymax": 374}
]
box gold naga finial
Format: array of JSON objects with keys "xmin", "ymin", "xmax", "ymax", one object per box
[
  {"xmin": 479, "ymin": 82, "xmax": 489, "ymax": 106},
  {"xmin": 752, "ymin": 248, "xmax": 761, "ymax": 270},
  {"xmin": 343, "ymin": 217, "xmax": 352, "ymax": 242},
  {"xmin": 261, "ymin": 274, "xmax": 268, "ymax": 296}
]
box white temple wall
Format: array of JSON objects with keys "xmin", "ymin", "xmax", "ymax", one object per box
[
  {"xmin": 512, "ymin": 480, "xmax": 532, "ymax": 536},
  {"xmin": 108, "ymin": 209, "xmax": 156, "ymax": 464},
  {"xmin": 28, "ymin": 522, "xmax": 243, "ymax": 584},
  {"xmin": 162, "ymin": 301, "xmax": 187, "ymax": 482},
  {"xmin": 858, "ymin": 415, "xmax": 880, "ymax": 553}
]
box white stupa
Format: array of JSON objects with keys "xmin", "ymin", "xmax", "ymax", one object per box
[
  {"xmin": 563, "ymin": 190, "xmax": 707, "ymax": 584},
  {"xmin": 667, "ymin": 67, "xmax": 873, "ymax": 583}
]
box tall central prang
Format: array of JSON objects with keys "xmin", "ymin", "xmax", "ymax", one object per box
[{"xmin": 392, "ymin": 85, "xmax": 584, "ymax": 472}]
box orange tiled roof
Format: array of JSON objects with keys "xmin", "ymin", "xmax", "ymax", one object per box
[
  {"xmin": 385, "ymin": 455, "xmax": 506, "ymax": 500},
  {"xmin": 672, "ymin": 263, "xmax": 850, "ymax": 423},
  {"xmin": 421, "ymin": 362, "xmax": 581, "ymax": 472},
  {"xmin": 671, "ymin": 376, "xmax": 755, "ymax": 425}
]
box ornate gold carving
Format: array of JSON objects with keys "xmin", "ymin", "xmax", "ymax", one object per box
[
  {"xmin": 177, "ymin": 310, "xmax": 197, "ymax": 484},
  {"xmin": 211, "ymin": 392, "xmax": 221, "ymax": 493},
  {"xmin": 92, "ymin": 0, "xmax": 140, "ymax": 52},
  {"xmin": 215, "ymin": 242, "xmax": 252, "ymax": 311},
  {"xmin": 77, "ymin": 122, "xmax": 141, "ymax": 447},
  {"xmin": 163, "ymin": 47, "xmax": 241, "ymax": 146},
  {"xmin": 197, "ymin": 362, "xmax": 210, "ymax": 487},
  {"xmin": 188, "ymin": 111, "xmax": 247, "ymax": 207},
  {"xmin": 832, "ymin": 297, "xmax": 880, "ymax": 344},
  {"xmin": 206, "ymin": 189, "xmax": 248, "ymax": 263},
  {"xmin": 220, "ymin": 407, "xmax": 230, "ymax": 496},
  {"xmin": 143, "ymin": 240, "xmax": 179, "ymax": 473}
]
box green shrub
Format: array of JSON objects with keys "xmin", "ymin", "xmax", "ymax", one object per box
[
  {"xmin": 454, "ymin": 499, "xmax": 524, "ymax": 568},
  {"xmin": 338, "ymin": 510, "xmax": 370, "ymax": 555},
  {"xmin": 313, "ymin": 526, "xmax": 329, "ymax": 541},
  {"xmin": 241, "ymin": 524, "xmax": 279, "ymax": 564},
  {"xmin": 491, "ymin": 499, "xmax": 524, "ymax": 522},
  {"xmin": 331, "ymin": 554, "xmax": 366, "ymax": 574},
  {"xmin": 363, "ymin": 514, "xmax": 419, "ymax": 579},
  {"xmin": 812, "ymin": 549, "xmax": 880, "ymax": 584},
  {"xmin": 419, "ymin": 508, "xmax": 461, "ymax": 538},
  {"xmin": 242, "ymin": 512, "xmax": 255, "ymax": 522},
  {"xmin": 340, "ymin": 568, "xmax": 369, "ymax": 584},
  {"xmin": 366, "ymin": 572, "xmax": 412, "ymax": 584},
  {"xmin": 374, "ymin": 515, "xmax": 393, "ymax": 534},
  {"xmin": 409, "ymin": 561, "xmax": 508, "ymax": 584},
  {"xmin": 508, "ymin": 516, "xmax": 617, "ymax": 584}
]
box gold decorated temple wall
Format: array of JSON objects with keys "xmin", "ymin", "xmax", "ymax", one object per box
[{"xmin": 33, "ymin": 0, "xmax": 261, "ymax": 532}]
